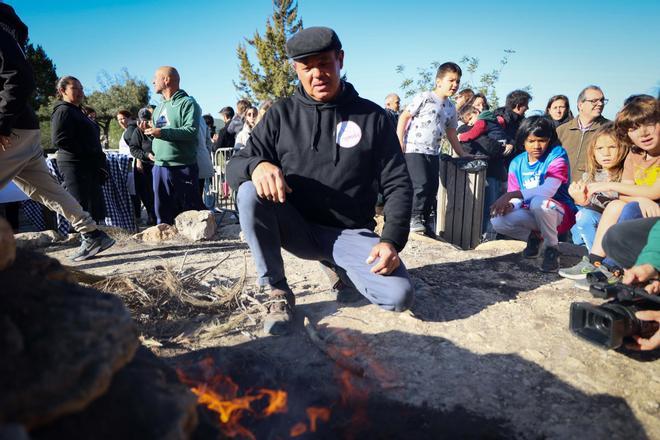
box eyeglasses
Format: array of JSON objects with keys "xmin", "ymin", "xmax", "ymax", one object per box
[{"xmin": 583, "ymin": 98, "xmax": 609, "ymax": 105}]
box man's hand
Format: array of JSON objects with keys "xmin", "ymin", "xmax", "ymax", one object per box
[
  {"xmin": 490, "ymin": 193, "xmax": 514, "ymax": 217},
  {"xmin": 144, "ymin": 127, "xmax": 162, "ymax": 138},
  {"xmin": 623, "ymin": 264, "xmax": 659, "ymax": 295},
  {"xmin": 147, "ymin": 153, "xmax": 156, "ymax": 162},
  {"xmin": 251, "ymin": 162, "xmax": 292, "ymax": 203},
  {"xmin": 138, "ymin": 120, "xmax": 151, "ymax": 132},
  {"xmin": 212, "ymin": 133, "xmax": 219, "ymax": 143},
  {"xmin": 366, "ymin": 242, "xmax": 400, "ymax": 275},
  {"xmin": 0, "ymin": 135, "xmax": 11, "ymax": 151},
  {"xmin": 503, "ymin": 143, "xmax": 514, "ymax": 156},
  {"xmin": 135, "ymin": 158, "xmax": 143, "ymax": 171},
  {"xmin": 628, "ymin": 310, "xmax": 660, "ymax": 351}
]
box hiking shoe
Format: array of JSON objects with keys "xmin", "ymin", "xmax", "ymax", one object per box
[
  {"xmin": 540, "ymin": 246, "xmax": 560, "ymax": 272},
  {"xmin": 522, "ymin": 233, "xmax": 543, "ymax": 258},
  {"xmin": 574, "ymin": 266, "xmax": 621, "ymax": 291},
  {"xmin": 333, "ymin": 279, "xmax": 362, "ymax": 303},
  {"xmin": 410, "ymin": 216, "xmax": 425, "ymax": 233},
  {"xmin": 319, "ymin": 262, "xmax": 362, "ymax": 303},
  {"xmin": 69, "ymin": 230, "xmax": 115, "ymax": 262},
  {"xmin": 558, "ymin": 256, "xmax": 597, "ymax": 280},
  {"xmin": 263, "ymin": 287, "xmax": 295, "ymax": 336}
]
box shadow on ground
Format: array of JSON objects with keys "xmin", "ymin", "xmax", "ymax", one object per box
[
  {"xmin": 408, "ymin": 252, "xmax": 566, "ymax": 322},
  {"xmin": 170, "ymin": 306, "xmax": 647, "ymax": 439}
]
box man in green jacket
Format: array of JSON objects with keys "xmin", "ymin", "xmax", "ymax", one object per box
[
  {"xmin": 557, "ymin": 85, "xmax": 610, "ymax": 182},
  {"xmin": 141, "ymin": 66, "xmax": 201, "ymax": 224}
]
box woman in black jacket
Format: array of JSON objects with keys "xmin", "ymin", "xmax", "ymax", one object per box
[{"xmin": 51, "ymin": 76, "xmax": 108, "ymax": 222}]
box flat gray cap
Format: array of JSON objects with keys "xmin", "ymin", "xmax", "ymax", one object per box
[{"xmin": 286, "ymin": 26, "xmax": 342, "ymax": 60}]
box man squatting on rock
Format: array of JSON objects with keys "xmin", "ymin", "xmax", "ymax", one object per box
[
  {"xmin": 0, "ymin": 4, "xmax": 114, "ymax": 262},
  {"xmin": 226, "ymin": 27, "xmax": 414, "ymax": 335}
]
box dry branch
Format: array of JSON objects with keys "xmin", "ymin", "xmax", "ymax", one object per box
[{"xmin": 303, "ymin": 316, "xmax": 365, "ymax": 377}]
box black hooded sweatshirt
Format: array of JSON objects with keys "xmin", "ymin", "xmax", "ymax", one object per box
[
  {"xmin": 0, "ymin": 23, "xmax": 39, "ymax": 135},
  {"xmin": 51, "ymin": 100, "xmax": 106, "ymax": 168},
  {"xmin": 227, "ymin": 82, "xmax": 412, "ymax": 251}
]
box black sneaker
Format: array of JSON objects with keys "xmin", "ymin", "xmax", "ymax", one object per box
[
  {"xmin": 410, "ymin": 216, "xmax": 425, "ymax": 233},
  {"xmin": 263, "ymin": 287, "xmax": 295, "ymax": 336},
  {"xmin": 522, "ymin": 233, "xmax": 543, "ymax": 258},
  {"xmin": 541, "ymin": 246, "xmax": 560, "ymax": 272},
  {"xmin": 69, "ymin": 230, "xmax": 115, "ymax": 262}
]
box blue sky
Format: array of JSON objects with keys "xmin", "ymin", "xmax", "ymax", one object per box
[{"xmin": 11, "ymin": 0, "xmax": 660, "ymax": 119}]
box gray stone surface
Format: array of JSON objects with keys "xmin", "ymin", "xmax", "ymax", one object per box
[{"xmin": 175, "ymin": 210, "xmax": 216, "ymax": 242}]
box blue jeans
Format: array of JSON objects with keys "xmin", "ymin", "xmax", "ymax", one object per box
[
  {"xmin": 603, "ymin": 202, "xmax": 642, "ymax": 268},
  {"xmin": 236, "ymin": 181, "xmax": 413, "ymax": 311},
  {"xmin": 570, "ymin": 207, "xmax": 601, "ymax": 251},
  {"xmin": 483, "ymin": 177, "xmax": 502, "ymax": 233}
]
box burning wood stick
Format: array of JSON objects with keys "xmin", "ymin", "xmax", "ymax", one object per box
[{"xmin": 303, "ymin": 316, "xmax": 365, "ymax": 377}]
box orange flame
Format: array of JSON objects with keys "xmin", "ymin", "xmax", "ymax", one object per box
[
  {"xmin": 290, "ymin": 422, "xmax": 307, "ymax": 437},
  {"xmin": 177, "ymin": 360, "xmax": 290, "ymax": 439},
  {"xmin": 257, "ymin": 388, "xmax": 288, "ymax": 416},
  {"xmin": 307, "ymin": 406, "xmax": 331, "ymax": 432}
]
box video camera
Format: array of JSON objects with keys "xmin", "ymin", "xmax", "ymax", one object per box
[{"xmin": 569, "ymin": 282, "xmax": 660, "ymax": 349}]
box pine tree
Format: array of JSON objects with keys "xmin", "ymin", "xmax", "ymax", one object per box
[
  {"xmin": 25, "ymin": 41, "xmax": 58, "ymax": 113},
  {"xmin": 235, "ymin": 0, "xmax": 302, "ymax": 102}
]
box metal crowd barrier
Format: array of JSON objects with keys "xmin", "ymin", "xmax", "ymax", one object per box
[{"xmin": 211, "ymin": 148, "xmax": 238, "ymax": 221}]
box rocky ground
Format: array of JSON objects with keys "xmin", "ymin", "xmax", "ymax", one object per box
[{"xmin": 32, "ymin": 218, "xmax": 660, "ymax": 440}]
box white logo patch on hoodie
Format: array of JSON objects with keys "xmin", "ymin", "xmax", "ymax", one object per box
[{"xmin": 336, "ymin": 120, "xmax": 362, "ymax": 148}]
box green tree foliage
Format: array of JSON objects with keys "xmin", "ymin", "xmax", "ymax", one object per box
[
  {"xmin": 25, "ymin": 41, "xmax": 58, "ymax": 112},
  {"xmin": 396, "ymin": 50, "xmax": 526, "ymax": 108},
  {"xmin": 235, "ymin": 0, "xmax": 302, "ymax": 102},
  {"xmin": 85, "ymin": 69, "xmax": 150, "ymax": 148}
]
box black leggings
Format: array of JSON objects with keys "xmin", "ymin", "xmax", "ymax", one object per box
[
  {"xmin": 57, "ymin": 159, "xmax": 106, "ymax": 222},
  {"xmin": 602, "ymin": 217, "xmax": 659, "ymax": 269}
]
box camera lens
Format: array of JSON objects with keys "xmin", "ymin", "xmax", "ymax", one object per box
[
  {"xmin": 588, "ymin": 313, "xmax": 611, "ymax": 331},
  {"xmin": 595, "ymin": 315, "xmax": 611, "ymax": 331}
]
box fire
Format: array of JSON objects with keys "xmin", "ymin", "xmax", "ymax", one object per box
[
  {"xmin": 256, "ymin": 388, "xmax": 288, "ymax": 416},
  {"xmin": 290, "ymin": 407, "xmax": 332, "ymax": 437},
  {"xmin": 177, "ymin": 327, "xmax": 396, "ymax": 438},
  {"xmin": 307, "ymin": 406, "xmax": 331, "ymax": 431},
  {"xmin": 177, "ymin": 359, "xmax": 289, "ymax": 439},
  {"xmin": 290, "ymin": 422, "xmax": 307, "ymax": 437}
]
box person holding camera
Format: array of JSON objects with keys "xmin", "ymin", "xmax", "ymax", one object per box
[{"xmin": 602, "ymin": 217, "xmax": 660, "ymax": 350}]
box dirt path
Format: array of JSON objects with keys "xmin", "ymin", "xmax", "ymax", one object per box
[{"xmin": 44, "ymin": 225, "xmax": 659, "ymax": 439}]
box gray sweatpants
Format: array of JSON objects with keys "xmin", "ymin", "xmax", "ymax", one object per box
[
  {"xmin": 490, "ymin": 195, "xmax": 564, "ymax": 247},
  {"xmin": 0, "ymin": 129, "xmax": 97, "ymax": 234},
  {"xmin": 237, "ymin": 181, "xmax": 413, "ymax": 312}
]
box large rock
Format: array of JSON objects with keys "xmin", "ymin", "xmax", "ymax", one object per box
[
  {"xmin": 0, "ymin": 218, "xmax": 15, "ymax": 271},
  {"xmin": 0, "ymin": 249, "xmax": 139, "ymax": 429},
  {"xmin": 133, "ymin": 224, "xmax": 179, "ymax": 243},
  {"xmin": 13, "ymin": 230, "xmax": 76, "ymax": 250},
  {"xmin": 32, "ymin": 348, "xmax": 199, "ymax": 440},
  {"xmin": 175, "ymin": 210, "xmax": 216, "ymax": 241}
]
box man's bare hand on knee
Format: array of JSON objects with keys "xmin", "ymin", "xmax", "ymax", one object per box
[
  {"xmin": 252, "ymin": 162, "xmax": 292, "ymax": 203},
  {"xmin": 366, "ymin": 242, "xmax": 400, "ymax": 275}
]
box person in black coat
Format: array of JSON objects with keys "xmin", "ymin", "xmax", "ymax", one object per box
[
  {"xmin": 227, "ymin": 27, "xmax": 414, "ymax": 336},
  {"xmin": 128, "ymin": 107, "xmax": 157, "ymax": 225},
  {"xmin": 51, "ymin": 76, "xmax": 108, "ymax": 222}
]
